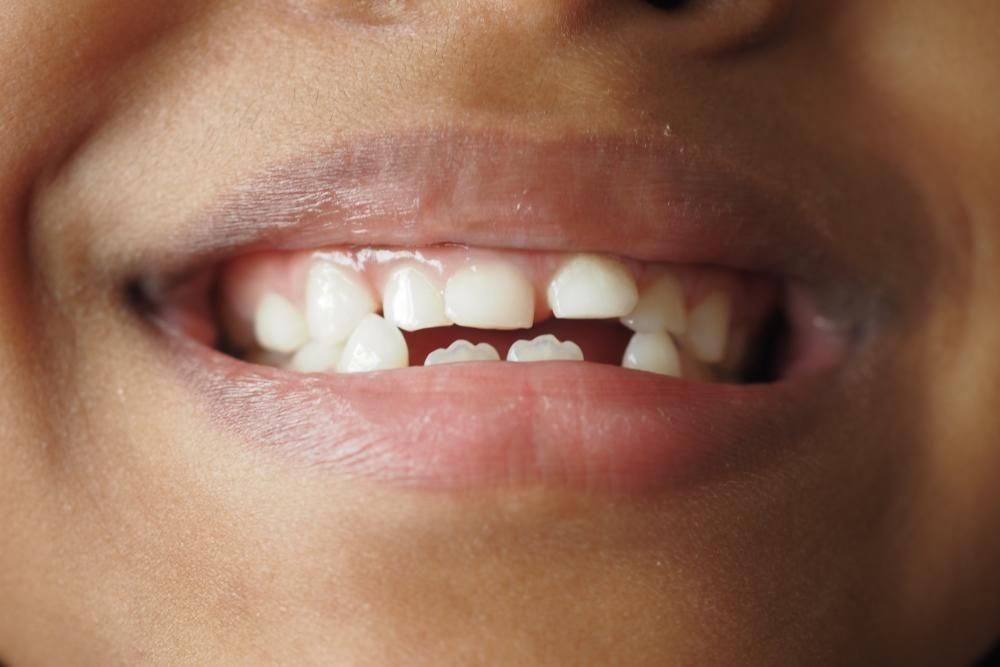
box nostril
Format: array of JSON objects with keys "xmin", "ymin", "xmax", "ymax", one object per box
[{"xmin": 645, "ymin": 0, "xmax": 694, "ymax": 11}]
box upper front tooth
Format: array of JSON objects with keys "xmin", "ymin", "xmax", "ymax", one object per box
[
  {"xmin": 622, "ymin": 332, "xmax": 682, "ymax": 377},
  {"xmin": 445, "ymin": 263, "xmax": 535, "ymax": 330},
  {"xmin": 687, "ymin": 291, "xmax": 731, "ymax": 363},
  {"xmin": 306, "ymin": 260, "xmax": 378, "ymax": 344},
  {"xmin": 621, "ymin": 273, "xmax": 687, "ymax": 335},
  {"xmin": 507, "ymin": 335, "xmax": 584, "ymax": 362},
  {"xmin": 254, "ymin": 293, "xmax": 309, "ymax": 354},
  {"xmin": 383, "ymin": 265, "xmax": 452, "ymax": 332},
  {"xmin": 336, "ymin": 314, "xmax": 409, "ymax": 373},
  {"xmin": 547, "ymin": 254, "xmax": 639, "ymax": 319},
  {"xmin": 424, "ymin": 340, "xmax": 501, "ymax": 366}
]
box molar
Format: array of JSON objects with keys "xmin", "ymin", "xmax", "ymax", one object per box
[
  {"xmin": 306, "ymin": 260, "xmax": 378, "ymax": 344},
  {"xmin": 547, "ymin": 254, "xmax": 639, "ymax": 319},
  {"xmin": 686, "ymin": 290, "xmax": 731, "ymax": 363},
  {"xmin": 383, "ymin": 265, "xmax": 452, "ymax": 331},
  {"xmin": 622, "ymin": 332, "xmax": 682, "ymax": 377},
  {"xmin": 336, "ymin": 314, "xmax": 410, "ymax": 373},
  {"xmin": 507, "ymin": 335, "xmax": 584, "ymax": 363},
  {"xmin": 254, "ymin": 293, "xmax": 309, "ymax": 354},
  {"xmin": 424, "ymin": 340, "xmax": 501, "ymax": 366},
  {"xmin": 621, "ymin": 273, "xmax": 687, "ymax": 335},
  {"xmin": 445, "ymin": 263, "xmax": 535, "ymax": 330}
]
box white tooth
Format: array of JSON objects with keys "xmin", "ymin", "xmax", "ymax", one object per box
[
  {"xmin": 306, "ymin": 260, "xmax": 378, "ymax": 344},
  {"xmin": 445, "ymin": 263, "xmax": 535, "ymax": 330},
  {"xmin": 621, "ymin": 273, "xmax": 687, "ymax": 335},
  {"xmin": 254, "ymin": 293, "xmax": 309, "ymax": 354},
  {"xmin": 547, "ymin": 254, "xmax": 639, "ymax": 319},
  {"xmin": 383, "ymin": 265, "xmax": 452, "ymax": 331},
  {"xmin": 289, "ymin": 340, "xmax": 343, "ymax": 373},
  {"xmin": 622, "ymin": 332, "xmax": 682, "ymax": 377},
  {"xmin": 687, "ymin": 291, "xmax": 731, "ymax": 363},
  {"xmin": 507, "ymin": 335, "xmax": 584, "ymax": 363},
  {"xmin": 336, "ymin": 314, "xmax": 409, "ymax": 373},
  {"xmin": 424, "ymin": 340, "xmax": 501, "ymax": 366}
]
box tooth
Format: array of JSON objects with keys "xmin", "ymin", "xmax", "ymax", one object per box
[
  {"xmin": 507, "ymin": 335, "xmax": 584, "ymax": 362},
  {"xmin": 445, "ymin": 263, "xmax": 535, "ymax": 330},
  {"xmin": 621, "ymin": 273, "xmax": 687, "ymax": 335},
  {"xmin": 336, "ymin": 314, "xmax": 409, "ymax": 373},
  {"xmin": 687, "ymin": 291, "xmax": 731, "ymax": 363},
  {"xmin": 383, "ymin": 265, "xmax": 452, "ymax": 331},
  {"xmin": 547, "ymin": 254, "xmax": 639, "ymax": 319},
  {"xmin": 424, "ymin": 340, "xmax": 501, "ymax": 366},
  {"xmin": 254, "ymin": 293, "xmax": 309, "ymax": 354},
  {"xmin": 622, "ymin": 332, "xmax": 682, "ymax": 377},
  {"xmin": 306, "ymin": 260, "xmax": 378, "ymax": 344},
  {"xmin": 289, "ymin": 340, "xmax": 343, "ymax": 373}
]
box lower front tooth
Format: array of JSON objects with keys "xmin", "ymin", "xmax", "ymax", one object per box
[
  {"xmin": 424, "ymin": 340, "xmax": 501, "ymax": 366},
  {"xmin": 622, "ymin": 332, "xmax": 682, "ymax": 377},
  {"xmin": 289, "ymin": 340, "xmax": 343, "ymax": 373},
  {"xmin": 336, "ymin": 314, "xmax": 409, "ymax": 373},
  {"xmin": 507, "ymin": 335, "xmax": 584, "ymax": 362}
]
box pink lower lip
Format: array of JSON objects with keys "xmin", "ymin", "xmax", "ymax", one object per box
[{"xmin": 175, "ymin": 332, "xmax": 832, "ymax": 494}]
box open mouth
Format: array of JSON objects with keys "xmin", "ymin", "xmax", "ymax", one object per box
[
  {"xmin": 160, "ymin": 245, "xmax": 828, "ymax": 384},
  {"xmin": 128, "ymin": 131, "xmax": 861, "ymax": 493}
]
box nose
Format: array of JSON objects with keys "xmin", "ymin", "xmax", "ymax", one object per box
[
  {"xmin": 439, "ymin": 0, "xmax": 791, "ymax": 54},
  {"xmin": 395, "ymin": 0, "xmax": 790, "ymax": 124}
]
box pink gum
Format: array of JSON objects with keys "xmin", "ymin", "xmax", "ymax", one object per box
[{"xmin": 219, "ymin": 246, "xmax": 776, "ymax": 349}]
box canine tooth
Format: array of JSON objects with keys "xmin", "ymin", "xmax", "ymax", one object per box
[
  {"xmin": 383, "ymin": 265, "xmax": 451, "ymax": 331},
  {"xmin": 254, "ymin": 293, "xmax": 308, "ymax": 354},
  {"xmin": 336, "ymin": 314, "xmax": 409, "ymax": 373},
  {"xmin": 547, "ymin": 254, "xmax": 639, "ymax": 319},
  {"xmin": 306, "ymin": 260, "xmax": 378, "ymax": 344},
  {"xmin": 289, "ymin": 340, "xmax": 343, "ymax": 373},
  {"xmin": 621, "ymin": 273, "xmax": 687, "ymax": 335},
  {"xmin": 687, "ymin": 291, "xmax": 731, "ymax": 363},
  {"xmin": 424, "ymin": 340, "xmax": 501, "ymax": 366},
  {"xmin": 622, "ymin": 332, "xmax": 682, "ymax": 377},
  {"xmin": 445, "ymin": 263, "xmax": 535, "ymax": 329},
  {"xmin": 507, "ymin": 335, "xmax": 584, "ymax": 362}
]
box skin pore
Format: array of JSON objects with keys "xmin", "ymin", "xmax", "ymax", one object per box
[{"xmin": 1, "ymin": 0, "xmax": 999, "ymax": 664}]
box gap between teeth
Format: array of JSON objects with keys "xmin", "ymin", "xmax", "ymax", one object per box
[{"xmin": 247, "ymin": 252, "xmax": 733, "ymax": 377}]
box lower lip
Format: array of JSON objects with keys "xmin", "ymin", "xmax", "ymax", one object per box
[{"xmin": 170, "ymin": 332, "xmax": 832, "ymax": 495}]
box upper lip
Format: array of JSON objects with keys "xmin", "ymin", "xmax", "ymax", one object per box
[{"xmin": 137, "ymin": 129, "xmax": 840, "ymax": 286}]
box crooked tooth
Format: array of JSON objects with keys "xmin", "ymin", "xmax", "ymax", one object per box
[
  {"xmin": 306, "ymin": 260, "xmax": 378, "ymax": 344},
  {"xmin": 336, "ymin": 314, "xmax": 409, "ymax": 373},
  {"xmin": 383, "ymin": 265, "xmax": 452, "ymax": 331},
  {"xmin": 254, "ymin": 293, "xmax": 309, "ymax": 354},
  {"xmin": 622, "ymin": 332, "xmax": 682, "ymax": 377},
  {"xmin": 621, "ymin": 273, "xmax": 687, "ymax": 335},
  {"xmin": 424, "ymin": 340, "xmax": 501, "ymax": 366},
  {"xmin": 687, "ymin": 291, "xmax": 731, "ymax": 363},
  {"xmin": 547, "ymin": 254, "xmax": 639, "ymax": 319},
  {"xmin": 445, "ymin": 263, "xmax": 535, "ymax": 330},
  {"xmin": 507, "ymin": 335, "xmax": 584, "ymax": 363},
  {"xmin": 289, "ymin": 340, "xmax": 343, "ymax": 373}
]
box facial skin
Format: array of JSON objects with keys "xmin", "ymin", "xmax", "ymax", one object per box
[{"xmin": 1, "ymin": 1, "xmax": 999, "ymax": 664}]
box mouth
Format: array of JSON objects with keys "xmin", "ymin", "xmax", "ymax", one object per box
[{"xmin": 128, "ymin": 130, "xmax": 863, "ymax": 493}]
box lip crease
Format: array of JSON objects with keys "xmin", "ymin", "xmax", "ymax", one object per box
[{"xmin": 140, "ymin": 129, "xmax": 852, "ymax": 494}]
